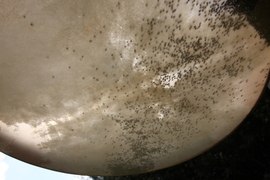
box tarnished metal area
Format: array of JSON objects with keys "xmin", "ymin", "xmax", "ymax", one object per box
[{"xmin": 0, "ymin": 0, "xmax": 269, "ymax": 176}]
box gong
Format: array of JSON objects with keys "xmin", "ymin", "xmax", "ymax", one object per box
[{"xmin": 0, "ymin": 0, "xmax": 269, "ymax": 176}]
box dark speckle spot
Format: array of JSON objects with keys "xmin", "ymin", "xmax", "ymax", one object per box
[{"xmin": 117, "ymin": 2, "xmax": 121, "ymax": 9}]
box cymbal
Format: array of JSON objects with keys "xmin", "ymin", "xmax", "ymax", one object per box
[{"xmin": 0, "ymin": 0, "xmax": 269, "ymax": 176}]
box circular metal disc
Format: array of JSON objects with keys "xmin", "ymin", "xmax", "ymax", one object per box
[{"xmin": 0, "ymin": 0, "xmax": 269, "ymax": 176}]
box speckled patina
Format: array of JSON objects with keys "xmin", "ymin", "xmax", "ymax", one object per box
[{"xmin": 0, "ymin": 0, "xmax": 269, "ymax": 176}]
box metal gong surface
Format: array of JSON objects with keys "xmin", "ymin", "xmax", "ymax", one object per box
[{"xmin": 0, "ymin": 0, "xmax": 270, "ymax": 176}]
